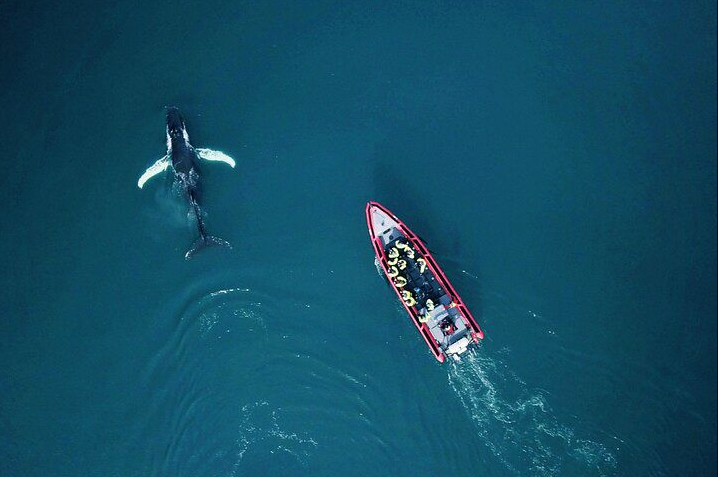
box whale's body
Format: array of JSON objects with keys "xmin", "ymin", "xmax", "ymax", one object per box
[
  {"xmin": 138, "ymin": 108, "xmax": 235, "ymax": 259},
  {"xmin": 165, "ymin": 108, "xmax": 200, "ymax": 192}
]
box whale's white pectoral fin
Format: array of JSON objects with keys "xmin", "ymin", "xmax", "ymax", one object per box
[
  {"xmin": 137, "ymin": 155, "xmax": 170, "ymax": 189},
  {"xmin": 196, "ymin": 148, "xmax": 236, "ymax": 168}
]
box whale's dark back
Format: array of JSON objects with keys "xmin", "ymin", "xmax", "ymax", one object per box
[
  {"xmin": 170, "ymin": 142, "xmax": 196, "ymax": 177},
  {"xmin": 166, "ymin": 107, "xmax": 198, "ymax": 178}
]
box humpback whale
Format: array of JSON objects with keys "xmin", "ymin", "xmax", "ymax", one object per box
[{"xmin": 138, "ymin": 107, "xmax": 235, "ymax": 259}]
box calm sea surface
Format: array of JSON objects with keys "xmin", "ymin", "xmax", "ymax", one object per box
[{"xmin": 1, "ymin": 2, "xmax": 716, "ymax": 476}]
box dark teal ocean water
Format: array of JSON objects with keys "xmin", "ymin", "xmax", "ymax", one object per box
[{"xmin": 1, "ymin": 2, "xmax": 716, "ymax": 476}]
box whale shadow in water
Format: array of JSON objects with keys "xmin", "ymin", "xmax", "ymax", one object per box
[{"xmin": 370, "ymin": 145, "xmax": 484, "ymax": 323}]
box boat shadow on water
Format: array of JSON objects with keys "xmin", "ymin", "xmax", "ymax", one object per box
[
  {"xmin": 375, "ymin": 174, "xmax": 483, "ymax": 285},
  {"xmin": 371, "ymin": 156, "xmax": 486, "ymax": 342}
]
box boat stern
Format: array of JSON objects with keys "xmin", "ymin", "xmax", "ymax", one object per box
[{"xmin": 446, "ymin": 336, "xmax": 471, "ymax": 361}]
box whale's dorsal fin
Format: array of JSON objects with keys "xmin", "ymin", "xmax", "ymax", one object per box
[
  {"xmin": 195, "ymin": 148, "xmax": 236, "ymax": 168},
  {"xmin": 137, "ymin": 155, "xmax": 170, "ymax": 189}
]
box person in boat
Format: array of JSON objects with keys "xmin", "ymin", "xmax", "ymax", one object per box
[
  {"xmin": 401, "ymin": 290, "xmax": 416, "ymax": 307},
  {"xmin": 387, "ymin": 246, "xmax": 400, "ymax": 266},
  {"xmin": 440, "ymin": 318, "xmax": 455, "ymax": 335},
  {"xmin": 393, "ymin": 276, "xmax": 408, "ymax": 288},
  {"xmin": 416, "ymin": 257, "xmax": 427, "ymax": 273},
  {"xmin": 395, "ymin": 240, "xmax": 416, "ymax": 259}
]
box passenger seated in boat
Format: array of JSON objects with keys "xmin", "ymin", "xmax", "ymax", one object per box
[
  {"xmin": 401, "ymin": 290, "xmax": 417, "ymax": 307},
  {"xmin": 394, "ymin": 240, "xmax": 415, "ymax": 259},
  {"xmin": 416, "ymin": 257, "xmax": 427, "ymax": 273},
  {"xmin": 440, "ymin": 318, "xmax": 456, "ymax": 336}
]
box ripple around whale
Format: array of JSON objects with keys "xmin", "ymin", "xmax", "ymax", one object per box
[
  {"xmin": 128, "ymin": 275, "xmax": 405, "ymax": 477},
  {"xmin": 123, "ymin": 259, "xmax": 689, "ymax": 477}
]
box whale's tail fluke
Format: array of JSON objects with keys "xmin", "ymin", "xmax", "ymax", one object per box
[
  {"xmin": 185, "ymin": 190, "xmax": 232, "ymax": 260},
  {"xmin": 185, "ymin": 234, "xmax": 232, "ymax": 260}
]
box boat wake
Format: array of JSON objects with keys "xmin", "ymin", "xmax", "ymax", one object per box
[
  {"xmin": 447, "ymin": 350, "xmax": 618, "ymax": 476},
  {"xmin": 373, "ymin": 257, "xmax": 386, "ymax": 278}
]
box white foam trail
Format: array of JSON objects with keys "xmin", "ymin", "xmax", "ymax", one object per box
[
  {"xmin": 374, "ymin": 257, "xmax": 385, "ymax": 278},
  {"xmin": 196, "ymin": 148, "xmax": 236, "ymax": 168},
  {"xmin": 447, "ymin": 350, "xmax": 617, "ymax": 476},
  {"xmin": 137, "ymin": 155, "xmax": 170, "ymax": 189},
  {"xmin": 209, "ymin": 287, "xmax": 251, "ymax": 297},
  {"xmin": 230, "ymin": 401, "xmax": 318, "ymax": 475}
]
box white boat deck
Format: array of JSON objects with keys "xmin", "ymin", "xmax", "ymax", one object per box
[{"xmin": 369, "ymin": 205, "xmax": 401, "ymax": 246}]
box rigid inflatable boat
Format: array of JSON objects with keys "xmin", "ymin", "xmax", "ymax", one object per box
[{"xmin": 366, "ymin": 201, "xmax": 484, "ymax": 362}]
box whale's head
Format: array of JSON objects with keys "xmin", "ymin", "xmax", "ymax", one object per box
[{"xmin": 166, "ymin": 107, "xmax": 188, "ymax": 145}]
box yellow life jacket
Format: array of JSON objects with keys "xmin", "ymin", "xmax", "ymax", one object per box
[
  {"xmin": 394, "ymin": 276, "xmax": 408, "ymax": 288},
  {"xmin": 388, "ymin": 247, "xmax": 399, "ymax": 259},
  {"xmin": 387, "ymin": 266, "xmax": 399, "ymax": 278},
  {"xmin": 416, "ymin": 257, "xmax": 427, "ymax": 273},
  {"xmin": 401, "ymin": 290, "xmax": 417, "ymax": 306},
  {"xmin": 397, "ymin": 259, "xmax": 407, "ymax": 270}
]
